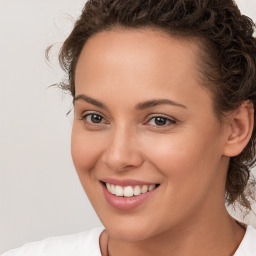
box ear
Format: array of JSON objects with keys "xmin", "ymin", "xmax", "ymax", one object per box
[{"xmin": 223, "ymin": 100, "xmax": 254, "ymax": 157}]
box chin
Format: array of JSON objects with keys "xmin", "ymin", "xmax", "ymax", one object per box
[
  {"xmin": 107, "ymin": 225, "xmax": 151, "ymax": 242},
  {"xmin": 101, "ymin": 214, "xmax": 161, "ymax": 242}
]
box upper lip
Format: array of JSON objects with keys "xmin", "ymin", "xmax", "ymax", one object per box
[{"xmin": 100, "ymin": 178, "xmax": 158, "ymax": 187}]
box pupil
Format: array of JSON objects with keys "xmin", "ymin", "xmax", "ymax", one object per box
[
  {"xmin": 155, "ymin": 117, "xmax": 166, "ymax": 126},
  {"xmin": 91, "ymin": 114, "xmax": 102, "ymax": 123}
]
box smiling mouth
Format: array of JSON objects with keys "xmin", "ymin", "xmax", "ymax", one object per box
[{"xmin": 101, "ymin": 182, "xmax": 160, "ymax": 197}]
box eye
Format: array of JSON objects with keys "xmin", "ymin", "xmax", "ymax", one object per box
[
  {"xmin": 81, "ymin": 113, "xmax": 108, "ymax": 126},
  {"xmin": 147, "ymin": 116, "xmax": 176, "ymax": 127},
  {"xmin": 87, "ymin": 114, "xmax": 103, "ymax": 123}
]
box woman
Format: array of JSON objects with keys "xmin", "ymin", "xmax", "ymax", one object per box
[{"xmin": 2, "ymin": 0, "xmax": 256, "ymax": 255}]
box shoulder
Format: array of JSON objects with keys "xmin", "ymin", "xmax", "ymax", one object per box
[
  {"xmin": 234, "ymin": 225, "xmax": 256, "ymax": 256},
  {"xmin": 1, "ymin": 227, "xmax": 104, "ymax": 256}
]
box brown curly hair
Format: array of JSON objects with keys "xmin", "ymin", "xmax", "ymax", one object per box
[{"xmin": 53, "ymin": 0, "xmax": 256, "ymax": 212}]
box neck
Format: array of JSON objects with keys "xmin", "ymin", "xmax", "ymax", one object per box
[{"xmin": 104, "ymin": 206, "xmax": 245, "ymax": 256}]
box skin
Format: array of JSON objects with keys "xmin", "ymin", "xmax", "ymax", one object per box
[{"xmin": 71, "ymin": 28, "xmax": 251, "ymax": 256}]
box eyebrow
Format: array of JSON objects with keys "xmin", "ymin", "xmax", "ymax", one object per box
[
  {"xmin": 73, "ymin": 94, "xmax": 187, "ymax": 110},
  {"xmin": 74, "ymin": 94, "xmax": 107, "ymax": 109},
  {"xmin": 135, "ymin": 99, "xmax": 187, "ymax": 110}
]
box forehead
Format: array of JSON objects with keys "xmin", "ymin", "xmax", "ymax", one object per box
[
  {"xmin": 75, "ymin": 28, "xmax": 200, "ymax": 84},
  {"xmin": 75, "ymin": 28, "xmax": 213, "ymax": 113}
]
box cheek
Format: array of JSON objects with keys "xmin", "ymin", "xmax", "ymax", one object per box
[
  {"xmin": 143, "ymin": 128, "xmax": 222, "ymax": 186},
  {"xmin": 142, "ymin": 131, "xmax": 224, "ymax": 222},
  {"xmin": 71, "ymin": 126, "xmax": 105, "ymax": 175}
]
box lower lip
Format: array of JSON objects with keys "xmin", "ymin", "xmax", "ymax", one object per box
[{"xmin": 101, "ymin": 182, "xmax": 158, "ymax": 210}]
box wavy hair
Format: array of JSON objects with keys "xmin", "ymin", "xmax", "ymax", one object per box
[{"xmin": 51, "ymin": 0, "xmax": 256, "ymax": 212}]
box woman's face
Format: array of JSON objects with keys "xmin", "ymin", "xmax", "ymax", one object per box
[{"xmin": 72, "ymin": 28, "xmax": 230, "ymax": 241}]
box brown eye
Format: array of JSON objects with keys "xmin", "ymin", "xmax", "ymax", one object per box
[
  {"xmin": 154, "ymin": 117, "xmax": 168, "ymax": 126},
  {"xmin": 147, "ymin": 116, "xmax": 176, "ymax": 127},
  {"xmin": 82, "ymin": 113, "xmax": 104, "ymax": 124},
  {"xmin": 90, "ymin": 114, "xmax": 103, "ymax": 123}
]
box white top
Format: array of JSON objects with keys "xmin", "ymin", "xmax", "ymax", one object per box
[{"xmin": 2, "ymin": 225, "xmax": 256, "ymax": 256}]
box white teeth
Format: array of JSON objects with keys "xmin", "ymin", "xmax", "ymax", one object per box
[
  {"xmin": 106, "ymin": 183, "xmax": 111, "ymax": 191},
  {"xmin": 105, "ymin": 182, "xmax": 157, "ymax": 197},
  {"xmin": 115, "ymin": 185, "xmax": 124, "ymax": 196},
  {"xmin": 133, "ymin": 185, "xmax": 141, "ymax": 196},
  {"xmin": 141, "ymin": 185, "xmax": 148, "ymax": 193},
  {"xmin": 149, "ymin": 184, "xmax": 156, "ymax": 191},
  {"xmin": 123, "ymin": 186, "xmax": 133, "ymax": 197},
  {"xmin": 110, "ymin": 184, "xmax": 115, "ymax": 194}
]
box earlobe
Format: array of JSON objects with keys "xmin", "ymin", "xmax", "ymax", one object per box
[{"xmin": 223, "ymin": 100, "xmax": 254, "ymax": 157}]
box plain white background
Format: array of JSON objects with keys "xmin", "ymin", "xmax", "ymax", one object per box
[{"xmin": 0, "ymin": 0, "xmax": 255, "ymax": 253}]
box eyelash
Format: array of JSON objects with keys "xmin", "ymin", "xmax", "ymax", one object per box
[
  {"xmin": 80, "ymin": 113, "xmax": 109, "ymax": 127},
  {"xmin": 80, "ymin": 113, "xmax": 176, "ymax": 128},
  {"xmin": 146, "ymin": 116, "xmax": 176, "ymax": 127}
]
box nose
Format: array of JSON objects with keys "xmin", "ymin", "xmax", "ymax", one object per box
[{"xmin": 102, "ymin": 126, "xmax": 144, "ymax": 171}]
